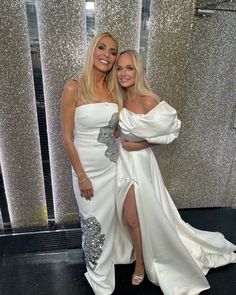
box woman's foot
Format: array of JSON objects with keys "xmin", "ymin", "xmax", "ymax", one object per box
[
  {"xmin": 132, "ymin": 273, "xmax": 144, "ymax": 285},
  {"xmin": 132, "ymin": 263, "xmax": 145, "ymax": 285}
]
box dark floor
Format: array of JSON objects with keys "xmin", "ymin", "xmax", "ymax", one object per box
[{"xmin": 0, "ymin": 208, "xmax": 235, "ymax": 295}]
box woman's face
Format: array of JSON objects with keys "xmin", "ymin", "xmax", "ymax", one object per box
[
  {"xmin": 93, "ymin": 36, "xmax": 118, "ymax": 73},
  {"xmin": 116, "ymin": 53, "xmax": 136, "ymax": 89}
]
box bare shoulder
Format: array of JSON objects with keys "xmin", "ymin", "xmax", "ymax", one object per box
[
  {"xmin": 63, "ymin": 79, "xmax": 78, "ymax": 93},
  {"xmin": 61, "ymin": 79, "xmax": 79, "ymax": 107},
  {"xmin": 142, "ymin": 95, "xmax": 161, "ymax": 113}
]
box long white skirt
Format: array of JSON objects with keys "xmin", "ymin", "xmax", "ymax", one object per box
[
  {"xmin": 73, "ymin": 103, "xmax": 119, "ymax": 295},
  {"xmin": 115, "ymin": 145, "xmax": 236, "ymax": 295}
]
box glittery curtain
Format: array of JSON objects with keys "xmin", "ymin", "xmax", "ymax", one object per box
[
  {"xmin": 35, "ymin": 0, "xmax": 86, "ymax": 224},
  {"xmin": 146, "ymin": 0, "xmax": 195, "ymax": 195},
  {"xmin": 95, "ymin": 0, "xmax": 142, "ymax": 51},
  {"xmin": 196, "ymin": 0, "xmax": 234, "ymax": 7},
  {"xmin": 147, "ymin": 0, "xmax": 236, "ymax": 208},
  {"xmin": 170, "ymin": 1, "xmax": 236, "ymax": 208},
  {"xmin": 147, "ymin": 0, "xmax": 195, "ymax": 108},
  {"xmin": 0, "ymin": 0, "xmax": 47, "ymax": 229}
]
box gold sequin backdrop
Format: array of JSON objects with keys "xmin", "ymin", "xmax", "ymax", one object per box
[{"xmin": 0, "ymin": 0, "xmax": 235, "ymax": 230}]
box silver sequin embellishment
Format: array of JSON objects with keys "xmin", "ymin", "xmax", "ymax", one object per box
[
  {"xmin": 97, "ymin": 112, "xmax": 119, "ymax": 162},
  {"xmin": 80, "ymin": 216, "xmax": 105, "ymax": 270}
]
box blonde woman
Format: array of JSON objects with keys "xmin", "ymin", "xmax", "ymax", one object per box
[
  {"xmin": 115, "ymin": 50, "xmax": 236, "ymax": 294},
  {"xmin": 61, "ymin": 32, "xmax": 122, "ymax": 295}
]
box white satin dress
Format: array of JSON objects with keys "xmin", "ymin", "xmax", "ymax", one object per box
[
  {"xmin": 115, "ymin": 101, "xmax": 236, "ymax": 295},
  {"xmin": 72, "ymin": 102, "xmax": 119, "ymax": 295}
]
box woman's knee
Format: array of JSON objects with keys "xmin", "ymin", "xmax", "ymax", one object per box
[{"xmin": 125, "ymin": 215, "xmax": 140, "ymax": 230}]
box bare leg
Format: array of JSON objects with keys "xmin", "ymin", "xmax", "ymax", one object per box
[{"xmin": 123, "ymin": 185, "xmax": 144, "ymax": 285}]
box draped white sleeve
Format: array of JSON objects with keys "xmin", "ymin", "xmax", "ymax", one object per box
[{"xmin": 119, "ymin": 101, "xmax": 181, "ymax": 144}]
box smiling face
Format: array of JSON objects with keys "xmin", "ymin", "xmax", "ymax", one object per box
[
  {"xmin": 116, "ymin": 53, "xmax": 136, "ymax": 89},
  {"xmin": 93, "ymin": 36, "xmax": 118, "ymax": 73}
]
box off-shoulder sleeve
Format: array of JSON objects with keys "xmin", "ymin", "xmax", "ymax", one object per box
[{"xmin": 120, "ymin": 101, "xmax": 181, "ymax": 144}]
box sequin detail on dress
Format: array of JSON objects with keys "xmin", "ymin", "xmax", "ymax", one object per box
[
  {"xmin": 97, "ymin": 112, "xmax": 119, "ymax": 162},
  {"xmin": 80, "ymin": 216, "xmax": 105, "ymax": 270}
]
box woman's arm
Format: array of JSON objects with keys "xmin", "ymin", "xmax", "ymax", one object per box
[
  {"xmin": 121, "ymin": 139, "xmax": 155, "ymax": 151},
  {"xmin": 60, "ymin": 80, "xmax": 94, "ymax": 199},
  {"xmin": 120, "ymin": 95, "xmax": 160, "ymax": 151}
]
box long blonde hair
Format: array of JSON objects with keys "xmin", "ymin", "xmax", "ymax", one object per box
[
  {"xmin": 77, "ymin": 32, "xmax": 122, "ymax": 110},
  {"xmin": 114, "ymin": 49, "xmax": 159, "ymax": 101}
]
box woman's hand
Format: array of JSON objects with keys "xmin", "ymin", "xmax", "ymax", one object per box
[
  {"xmin": 121, "ymin": 139, "xmax": 153, "ymax": 151},
  {"xmin": 78, "ymin": 176, "xmax": 94, "ymax": 200}
]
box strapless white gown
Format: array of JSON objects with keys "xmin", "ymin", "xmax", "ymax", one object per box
[
  {"xmin": 115, "ymin": 101, "xmax": 236, "ymax": 295},
  {"xmin": 72, "ymin": 102, "xmax": 119, "ymax": 295}
]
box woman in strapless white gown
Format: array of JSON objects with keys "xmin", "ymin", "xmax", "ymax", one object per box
[
  {"xmin": 61, "ymin": 32, "xmax": 121, "ymax": 295},
  {"xmin": 114, "ymin": 50, "xmax": 236, "ymax": 295}
]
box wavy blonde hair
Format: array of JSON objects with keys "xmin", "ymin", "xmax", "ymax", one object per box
[
  {"xmin": 114, "ymin": 49, "xmax": 159, "ymax": 102},
  {"xmin": 77, "ymin": 32, "xmax": 122, "ymax": 110}
]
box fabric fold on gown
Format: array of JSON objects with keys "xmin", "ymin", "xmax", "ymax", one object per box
[{"xmin": 115, "ymin": 101, "xmax": 236, "ymax": 295}]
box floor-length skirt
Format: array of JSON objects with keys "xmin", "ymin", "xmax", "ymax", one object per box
[
  {"xmin": 73, "ymin": 103, "xmax": 119, "ymax": 295},
  {"xmin": 116, "ymin": 146, "xmax": 236, "ymax": 295}
]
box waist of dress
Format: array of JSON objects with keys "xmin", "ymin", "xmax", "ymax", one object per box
[{"xmin": 74, "ymin": 130, "xmax": 99, "ymax": 138}]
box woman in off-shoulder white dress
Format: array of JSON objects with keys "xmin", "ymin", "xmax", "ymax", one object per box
[{"xmin": 114, "ymin": 50, "xmax": 236, "ymax": 295}]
